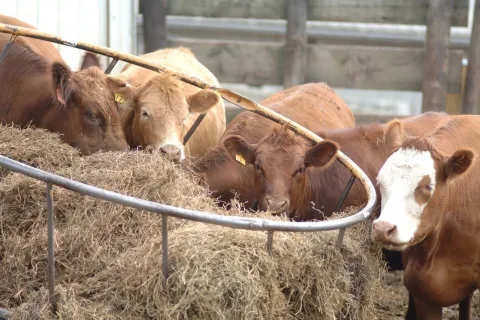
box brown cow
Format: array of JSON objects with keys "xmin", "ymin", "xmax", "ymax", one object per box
[
  {"xmin": 213, "ymin": 82, "xmax": 355, "ymax": 215},
  {"xmin": 193, "ymin": 82, "xmax": 356, "ymax": 208},
  {"xmin": 0, "ymin": 15, "xmax": 130, "ymax": 155},
  {"xmin": 118, "ymin": 47, "xmax": 226, "ymax": 162},
  {"xmin": 222, "ymin": 110, "xmax": 448, "ymax": 221},
  {"xmin": 371, "ymin": 115, "xmax": 480, "ymax": 319}
]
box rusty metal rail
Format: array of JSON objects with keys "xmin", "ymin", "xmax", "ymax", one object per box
[{"xmin": 0, "ymin": 23, "xmax": 377, "ymax": 317}]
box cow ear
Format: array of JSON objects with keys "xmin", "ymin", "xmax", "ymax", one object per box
[
  {"xmin": 384, "ymin": 120, "xmax": 405, "ymax": 154},
  {"xmin": 106, "ymin": 76, "xmax": 135, "ymax": 111},
  {"xmin": 444, "ymin": 149, "xmax": 474, "ymax": 181},
  {"xmin": 222, "ymin": 135, "xmax": 254, "ymax": 166},
  {"xmin": 187, "ymin": 89, "xmax": 221, "ymax": 113},
  {"xmin": 305, "ymin": 140, "xmax": 339, "ymax": 168},
  {"xmin": 52, "ymin": 62, "xmax": 74, "ymax": 106},
  {"xmin": 80, "ymin": 52, "xmax": 101, "ymax": 70}
]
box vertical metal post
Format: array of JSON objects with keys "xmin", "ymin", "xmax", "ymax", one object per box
[
  {"xmin": 46, "ymin": 183, "xmax": 57, "ymax": 316},
  {"xmin": 0, "ymin": 35, "xmax": 17, "ymax": 64},
  {"xmin": 334, "ymin": 174, "xmax": 356, "ymax": 248},
  {"xmin": 266, "ymin": 231, "xmax": 274, "ymax": 255},
  {"xmin": 162, "ymin": 214, "xmax": 169, "ymax": 280},
  {"xmin": 104, "ymin": 58, "xmax": 118, "ymax": 74}
]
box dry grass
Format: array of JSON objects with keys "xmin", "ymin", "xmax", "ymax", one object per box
[{"xmin": 0, "ymin": 125, "xmax": 386, "ymax": 319}]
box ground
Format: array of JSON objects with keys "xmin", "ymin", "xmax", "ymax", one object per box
[{"xmin": 377, "ymin": 271, "xmax": 480, "ymax": 319}]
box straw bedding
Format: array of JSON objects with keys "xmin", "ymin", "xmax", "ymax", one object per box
[{"xmin": 0, "ymin": 125, "xmax": 386, "ymax": 319}]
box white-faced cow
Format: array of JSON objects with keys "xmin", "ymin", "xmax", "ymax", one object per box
[
  {"xmin": 117, "ymin": 47, "xmax": 226, "ymax": 163},
  {"xmin": 371, "ymin": 115, "xmax": 480, "ymax": 319},
  {"xmin": 0, "ymin": 14, "xmax": 130, "ymax": 155}
]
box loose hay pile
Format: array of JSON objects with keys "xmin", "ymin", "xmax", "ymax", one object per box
[{"xmin": 0, "ymin": 125, "xmax": 386, "ymax": 320}]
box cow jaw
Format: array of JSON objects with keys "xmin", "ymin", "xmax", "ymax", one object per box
[{"xmin": 373, "ymin": 148, "xmax": 436, "ymax": 250}]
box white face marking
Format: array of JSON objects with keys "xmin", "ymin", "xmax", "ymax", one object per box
[{"xmin": 374, "ymin": 148, "xmax": 436, "ymax": 246}]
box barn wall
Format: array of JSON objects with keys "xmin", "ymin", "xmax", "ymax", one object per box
[{"xmin": 1, "ymin": 0, "xmax": 138, "ymax": 72}]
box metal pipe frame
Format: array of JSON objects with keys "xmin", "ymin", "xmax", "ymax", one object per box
[
  {"xmin": 46, "ymin": 183, "xmax": 57, "ymax": 315},
  {"xmin": 0, "ymin": 20, "xmax": 379, "ymax": 319},
  {"xmin": 0, "ymin": 23, "xmax": 376, "ymax": 228},
  {"xmin": 183, "ymin": 113, "xmax": 207, "ymax": 144},
  {"xmin": 0, "ymin": 155, "xmax": 372, "ymax": 232}
]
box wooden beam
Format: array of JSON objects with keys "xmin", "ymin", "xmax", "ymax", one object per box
[
  {"xmin": 283, "ymin": 0, "xmax": 307, "ymax": 88},
  {"xmin": 170, "ymin": 39, "xmax": 464, "ymax": 92},
  {"xmin": 463, "ymin": 0, "xmax": 480, "ymax": 114},
  {"xmin": 167, "ymin": 0, "xmax": 469, "ymax": 27},
  {"xmin": 422, "ymin": 0, "xmax": 455, "ymax": 112},
  {"xmin": 140, "ymin": 0, "xmax": 168, "ymax": 52}
]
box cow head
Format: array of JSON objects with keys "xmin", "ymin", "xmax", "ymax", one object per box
[
  {"xmin": 222, "ymin": 124, "xmax": 338, "ymax": 217},
  {"xmin": 51, "ymin": 62, "xmax": 131, "ymax": 155},
  {"xmin": 128, "ymin": 73, "xmax": 221, "ymax": 163},
  {"xmin": 372, "ymin": 121, "xmax": 475, "ymax": 251}
]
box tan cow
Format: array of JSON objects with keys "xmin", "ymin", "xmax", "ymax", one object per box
[
  {"xmin": 371, "ymin": 115, "xmax": 480, "ymax": 319},
  {"xmin": 118, "ymin": 47, "xmax": 226, "ymax": 162},
  {"xmin": 0, "ymin": 14, "xmax": 130, "ymax": 155}
]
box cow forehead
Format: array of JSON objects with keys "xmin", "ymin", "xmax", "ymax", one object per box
[
  {"xmin": 256, "ymin": 149, "xmax": 304, "ymax": 169},
  {"xmin": 378, "ymin": 148, "xmax": 436, "ymax": 186},
  {"xmin": 139, "ymin": 90, "xmax": 188, "ymax": 118}
]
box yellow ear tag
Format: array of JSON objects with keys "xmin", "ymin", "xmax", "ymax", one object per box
[
  {"xmin": 114, "ymin": 93, "xmax": 126, "ymax": 103},
  {"xmin": 235, "ymin": 153, "xmax": 246, "ymax": 165}
]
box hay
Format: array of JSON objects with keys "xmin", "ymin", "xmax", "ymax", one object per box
[
  {"xmin": 0, "ymin": 125, "xmax": 386, "ymax": 319},
  {"xmin": 0, "ymin": 125, "xmax": 80, "ymax": 178}
]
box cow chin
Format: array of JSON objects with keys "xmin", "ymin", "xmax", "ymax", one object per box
[{"xmin": 381, "ymin": 242, "xmax": 411, "ymax": 252}]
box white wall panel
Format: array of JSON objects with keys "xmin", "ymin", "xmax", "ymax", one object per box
[{"xmin": 1, "ymin": 0, "xmax": 137, "ymax": 71}]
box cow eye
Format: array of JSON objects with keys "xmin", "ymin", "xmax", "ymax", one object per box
[
  {"xmin": 85, "ymin": 110, "xmax": 97, "ymax": 122},
  {"xmin": 424, "ymin": 184, "xmax": 433, "ymax": 191},
  {"xmin": 255, "ymin": 163, "xmax": 261, "ymax": 171},
  {"xmin": 294, "ymin": 167, "xmax": 305, "ymax": 176},
  {"xmin": 142, "ymin": 110, "xmax": 149, "ymax": 118}
]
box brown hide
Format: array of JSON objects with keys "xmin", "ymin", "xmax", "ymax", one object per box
[
  {"xmin": 0, "ymin": 14, "xmax": 129, "ymax": 155},
  {"xmin": 307, "ymin": 111, "xmax": 451, "ymax": 220},
  {"xmin": 374, "ymin": 115, "xmax": 480, "ymax": 318},
  {"xmin": 194, "ymin": 82, "xmax": 356, "ymax": 209},
  {"xmin": 118, "ymin": 47, "xmax": 226, "ymax": 162}
]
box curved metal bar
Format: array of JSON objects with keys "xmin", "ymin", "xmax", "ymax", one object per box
[
  {"xmin": 0, "ymin": 155, "xmax": 370, "ymax": 232},
  {"xmin": 0, "ymin": 23, "xmax": 376, "ymax": 224}
]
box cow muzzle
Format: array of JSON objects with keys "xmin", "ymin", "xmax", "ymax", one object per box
[
  {"xmin": 371, "ymin": 220, "xmax": 398, "ymax": 244},
  {"xmin": 264, "ymin": 197, "xmax": 290, "ymax": 215},
  {"xmin": 159, "ymin": 144, "xmax": 183, "ymax": 163}
]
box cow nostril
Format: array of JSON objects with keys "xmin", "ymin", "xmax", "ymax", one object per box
[{"xmin": 386, "ymin": 225, "xmax": 396, "ymax": 237}]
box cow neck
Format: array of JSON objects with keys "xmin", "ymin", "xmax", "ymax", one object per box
[
  {"xmin": 299, "ymin": 160, "xmax": 350, "ymax": 220},
  {"xmin": 408, "ymin": 183, "xmax": 480, "ymax": 272}
]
